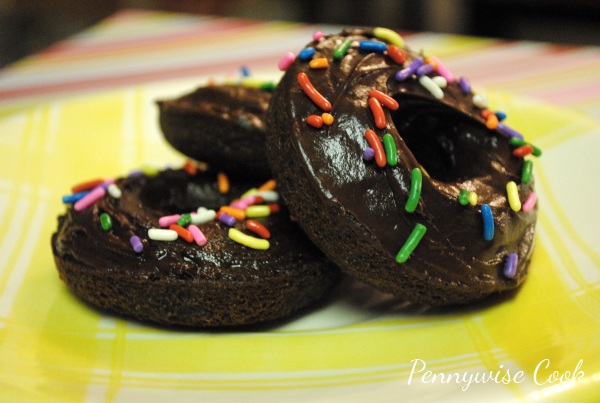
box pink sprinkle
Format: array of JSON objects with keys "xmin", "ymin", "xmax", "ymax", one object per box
[
  {"xmin": 188, "ymin": 224, "xmax": 207, "ymax": 246},
  {"xmin": 158, "ymin": 214, "xmax": 181, "ymax": 227},
  {"xmin": 522, "ymin": 192, "xmax": 537, "ymax": 212},
  {"xmin": 230, "ymin": 199, "xmax": 249, "ymax": 210},
  {"xmin": 313, "ymin": 30, "xmax": 324, "ymax": 41},
  {"xmin": 430, "ymin": 56, "xmax": 455, "ymax": 83},
  {"xmin": 74, "ymin": 186, "xmax": 105, "ymax": 211},
  {"xmin": 278, "ymin": 52, "xmax": 296, "ymax": 71}
]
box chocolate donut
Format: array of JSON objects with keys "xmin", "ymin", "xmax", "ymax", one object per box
[
  {"xmin": 52, "ymin": 168, "xmax": 338, "ymax": 327},
  {"xmin": 266, "ymin": 28, "xmax": 539, "ymax": 305},
  {"xmin": 158, "ymin": 85, "xmax": 272, "ymax": 179}
]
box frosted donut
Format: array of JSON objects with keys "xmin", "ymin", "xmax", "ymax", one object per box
[{"xmin": 266, "ymin": 28, "xmax": 539, "ymax": 305}]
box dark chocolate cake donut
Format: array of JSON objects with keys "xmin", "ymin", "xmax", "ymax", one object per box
[
  {"xmin": 266, "ymin": 28, "xmax": 539, "ymax": 305},
  {"xmin": 52, "ymin": 168, "xmax": 338, "ymax": 327},
  {"xmin": 158, "ymin": 85, "xmax": 272, "ymax": 179}
]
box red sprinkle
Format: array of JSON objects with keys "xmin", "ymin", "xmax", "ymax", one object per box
[
  {"xmin": 513, "ymin": 145, "xmax": 534, "ymax": 157},
  {"xmin": 368, "ymin": 97, "xmax": 386, "ymax": 129},
  {"xmin": 306, "ymin": 114, "xmax": 324, "ymax": 128},
  {"xmin": 369, "ymin": 89, "xmax": 399, "ymax": 110},
  {"xmin": 169, "ymin": 224, "xmax": 194, "ymax": 243},
  {"xmin": 364, "ymin": 129, "xmax": 386, "ymax": 168},
  {"xmin": 246, "ymin": 219, "xmax": 271, "ymax": 239},
  {"xmin": 268, "ymin": 203, "xmax": 281, "ymax": 214},
  {"xmin": 297, "ymin": 72, "xmax": 332, "ymax": 111},
  {"xmin": 481, "ymin": 109, "xmax": 495, "ymax": 119},
  {"xmin": 183, "ymin": 160, "xmax": 198, "ymax": 176},
  {"xmin": 71, "ymin": 178, "xmax": 104, "ymax": 193},
  {"xmin": 387, "ymin": 45, "xmax": 407, "ymax": 65}
]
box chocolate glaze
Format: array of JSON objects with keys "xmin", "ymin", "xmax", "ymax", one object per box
[
  {"xmin": 266, "ymin": 28, "xmax": 537, "ymax": 305},
  {"xmin": 52, "ymin": 169, "xmax": 338, "ymax": 327},
  {"xmin": 158, "ymin": 85, "xmax": 272, "ymax": 179}
]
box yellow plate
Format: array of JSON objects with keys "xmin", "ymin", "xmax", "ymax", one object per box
[{"xmin": 1, "ymin": 79, "xmax": 599, "ymax": 402}]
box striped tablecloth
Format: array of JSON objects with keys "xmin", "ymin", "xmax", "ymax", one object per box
[{"xmin": 1, "ymin": 9, "xmax": 599, "ymax": 402}]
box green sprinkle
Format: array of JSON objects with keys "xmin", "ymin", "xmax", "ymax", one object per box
[
  {"xmin": 458, "ymin": 189, "xmax": 470, "ymax": 206},
  {"xmin": 373, "ymin": 27, "xmax": 405, "ymax": 47},
  {"xmin": 259, "ymin": 81, "xmax": 277, "ymax": 91},
  {"xmin": 177, "ymin": 213, "xmax": 192, "ymax": 227},
  {"xmin": 509, "ymin": 138, "xmax": 542, "ymax": 157},
  {"xmin": 333, "ymin": 39, "xmax": 352, "ymax": 60},
  {"xmin": 405, "ymin": 168, "xmax": 422, "ymax": 213},
  {"xmin": 382, "ymin": 133, "xmax": 398, "ymax": 167},
  {"xmin": 396, "ymin": 223, "xmax": 427, "ymax": 263},
  {"xmin": 99, "ymin": 213, "xmax": 112, "ymax": 231},
  {"xmin": 521, "ymin": 159, "xmax": 533, "ymax": 184}
]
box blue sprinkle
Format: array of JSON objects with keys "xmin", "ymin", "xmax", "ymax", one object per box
[
  {"xmin": 495, "ymin": 111, "xmax": 507, "ymax": 121},
  {"xmin": 359, "ymin": 40, "xmax": 387, "ymax": 53},
  {"xmin": 62, "ymin": 191, "xmax": 89, "ymax": 204},
  {"xmin": 298, "ymin": 47, "xmax": 316, "ymax": 61},
  {"xmin": 240, "ymin": 66, "xmax": 251, "ymax": 77},
  {"xmin": 481, "ymin": 204, "xmax": 494, "ymax": 241}
]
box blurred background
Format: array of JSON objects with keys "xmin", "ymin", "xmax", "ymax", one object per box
[{"xmin": 1, "ymin": 0, "xmax": 600, "ymax": 68}]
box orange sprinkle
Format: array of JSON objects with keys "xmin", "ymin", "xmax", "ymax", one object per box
[
  {"xmin": 71, "ymin": 178, "xmax": 104, "ymax": 193},
  {"xmin": 368, "ymin": 97, "xmax": 386, "ymax": 129},
  {"xmin": 246, "ymin": 219, "xmax": 271, "ymax": 239},
  {"xmin": 386, "ymin": 45, "xmax": 406, "ymax": 65},
  {"xmin": 368, "ymin": 89, "xmax": 399, "ymax": 110},
  {"xmin": 513, "ymin": 145, "xmax": 534, "ymax": 158},
  {"xmin": 306, "ymin": 114, "xmax": 323, "ymax": 128},
  {"xmin": 321, "ymin": 113, "xmax": 334, "ymax": 125},
  {"xmin": 258, "ymin": 179, "xmax": 277, "ymax": 191},
  {"xmin": 219, "ymin": 206, "xmax": 246, "ymax": 220},
  {"xmin": 486, "ymin": 115, "xmax": 499, "ymax": 129},
  {"xmin": 169, "ymin": 224, "xmax": 194, "ymax": 243},
  {"xmin": 364, "ymin": 129, "xmax": 386, "ymax": 168},
  {"xmin": 217, "ymin": 172, "xmax": 230, "ymax": 194},
  {"xmin": 297, "ymin": 72, "xmax": 332, "ymax": 111},
  {"xmin": 309, "ymin": 57, "xmax": 329, "ymax": 69}
]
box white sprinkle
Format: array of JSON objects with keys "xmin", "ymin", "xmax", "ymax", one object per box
[
  {"xmin": 473, "ymin": 93, "xmax": 488, "ymax": 108},
  {"xmin": 418, "ymin": 75, "xmax": 444, "ymax": 99},
  {"xmin": 253, "ymin": 190, "xmax": 279, "ymax": 203},
  {"xmin": 191, "ymin": 208, "xmax": 216, "ymax": 224},
  {"xmin": 148, "ymin": 228, "xmax": 178, "ymax": 241},
  {"xmin": 432, "ymin": 76, "xmax": 447, "ymax": 88},
  {"xmin": 107, "ymin": 183, "xmax": 122, "ymax": 199}
]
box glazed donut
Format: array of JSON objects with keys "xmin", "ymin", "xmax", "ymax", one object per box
[
  {"xmin": 266, "ymin": 28, "xmax": 539, "ymax": 305},
  {"xmin": 52, "ymin": 168, "xmax": 338, "ymax": 327},
  {"xmin": 158, "ymin": 85, "xmax": 272, "ymax": 179}
]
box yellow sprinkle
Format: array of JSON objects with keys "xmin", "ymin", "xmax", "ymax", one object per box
[
  {"xmin": 373, "ymin": 27, "xmax": 405, "ymax": 47},
  {"xmin": 468, "ymin": 191, "xmax": 478, "ymax": 206},
  {"xmin": 241, "ymin": 187, "xmax": 258, "ymax": 198},
  {"xmin": 506, "ymin": 181, "xmax": 522, "ymax": 212},
  {"xmin": 228, "ymin": 228, "xmax": 270, "ymax": 250},
  {"xmin": 141, "ymin": 164, "xmax": 160, "ymax": 176},
  {"xmin": 246, "ymin": 205, "xmax": 271, "ymax": 218}
]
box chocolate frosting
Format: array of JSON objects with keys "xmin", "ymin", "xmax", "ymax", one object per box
[
  {"xmin": 158, "ymin": 85, "xmax": 272, "ymax": 179},
  {"xmin": 52, "ymin": 169, "xmax": 338, "ymax": 326},
  {"xmin": 266, "ymin": 28, "xmax": 537, "ymax": 303}
]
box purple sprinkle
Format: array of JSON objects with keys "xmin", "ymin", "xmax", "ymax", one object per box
[
  {"xmin": 395, "ymin": 57, "xmax": 424, "ymax": 81},
  {"xmin": 130, "ymin": 235, "xmax": 143, "ymax": 253},
  {"xmin": 497, "ymin": 122, "xmax": 524, "ymax": 140},
  {"xmin": 219, "ymin": 213, "xmax": 237, "ymax": 227},
  {"xmin": 416, "ymin": 63, "xmax": 434, "ymax": 76},
  {"xmin": 504, "ymin": 253, "xmax": 518, "ymax": 278},
  {"xmin": 458, "ymin": 76, "xmax": 471, "ymax": 93},
  {"xmin": 128, "ymin": 169, "xmax": 143, "ymax": 178},
  {"xmin": 363, "ymin": 148, "xmax": 375, "ymax": 161}
]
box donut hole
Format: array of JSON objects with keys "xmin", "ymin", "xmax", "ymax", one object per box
[{"xmin": 390, "ymin": 98, "xmax": 499, "ymax": 183}]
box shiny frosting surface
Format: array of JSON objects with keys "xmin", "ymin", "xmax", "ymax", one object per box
[
  {"xmin": 53, "ymin": 169, "xmax": 325, "ymax": 283},
  {"xmin": 268, "ymin": 28, "xmax": 537, "ymax": 294}
]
